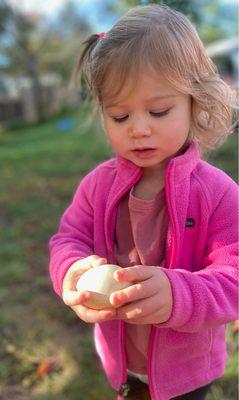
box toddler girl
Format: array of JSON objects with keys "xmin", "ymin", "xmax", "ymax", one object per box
[{"xmin": 49, "ymin": 5, "xmax": 238, "ymax": 400}]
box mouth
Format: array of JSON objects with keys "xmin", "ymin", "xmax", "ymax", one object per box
[{"xmin": 132, "ymin": 148, "xmax": 157, "ymax": 159}]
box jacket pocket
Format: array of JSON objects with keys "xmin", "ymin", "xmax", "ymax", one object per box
[{"xmin": 164, "ymin": 328, "xmax": 212, "ymax": 358}]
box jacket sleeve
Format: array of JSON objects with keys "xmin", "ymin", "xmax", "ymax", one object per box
[
  {"xmin": 49, "ymin": 173, "xmax": 95, "ymax": 297},
  {"xmin": 159, "ymin": 178, "xmax": 238, "ymax": 333}
]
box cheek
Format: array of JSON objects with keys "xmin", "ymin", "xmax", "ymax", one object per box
[
  {"xmin": 106, "ymin": 132, "xmax": 124, "ymax": 153},
  {"xmin": 158, "ymin": 121, "xmax": 190, "ymax": 151},
  {"xmin": 168, "ymin": 110, "xmax": 191, "ymax": 135},
  {"xmin": 104, "ymin": 121, "xmax": 125, "ymax": 148}
]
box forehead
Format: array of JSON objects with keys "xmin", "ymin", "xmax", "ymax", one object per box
[{"xmin": 102, "ymin": 67, "xmax": 178, "ymax": 108}]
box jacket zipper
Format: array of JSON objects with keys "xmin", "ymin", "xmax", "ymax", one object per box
[
  {"xmin": 165, "ymin": 162, "xmax": 179, "ymax": 269},
  {"xmin": 147, "ymin": 162, "xmax": 178, "ymax": 400},
  {"xmin": 147, "ymin": 325, "xmax": 157, "ymax": 399},
  {"xmin": 120, "ymin": 320, "xmax": 127, "ymax": 385},
  {"xmin": 108, "ymin": 163, "xmax": 178, "ymax": 396},
  {"xmin": 106, "ymin": 169, "xmax": 143, "ymax": 386}
]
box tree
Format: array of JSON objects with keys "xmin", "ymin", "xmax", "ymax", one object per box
[
  {"xmin": 0, "ymin": 0, "xmax": 91, "ymax": 120},
  {"xmin": 112, "ymin": 0, "xmax": 237, "ymax": 44},
  {"xmin": 0, "ymin": 0, "xmax": 11, "ymax": 35},
  {"xmin": 196, "ymin": 0, "xmax": 237, "ymax": 44},
  {"xmin": 112, "ymin": 0, "xmax": 201, "ymax": 25},
  {"xmin": 41, "ymin": 0, "xmax": 91, "ymax": 82},
  {"xmin": 1, "ymin": 7, "xmax": 53, "ymax": 121}
]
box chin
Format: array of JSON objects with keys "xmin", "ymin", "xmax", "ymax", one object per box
[{"xmin": 135, "ymin": 158, "xmax": 165, "ymax": 166}]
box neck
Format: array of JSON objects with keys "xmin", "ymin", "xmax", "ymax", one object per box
[
  {"xmin": 142, "ymin": 158, "xmax": 170, "ymax": 183},
  {"xmin": 142, "ymin": 141, "xmax": 190, "ymax": 181}
]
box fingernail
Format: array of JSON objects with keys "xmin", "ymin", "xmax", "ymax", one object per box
[
  {"xmin": 113, "ymin": 295, "xmax": 120, "ymax": 305},
  {"xmin": 92, "ymin": 260, "xmax": 100, "ymax": 267},
  {"xmin": 105, "ymin": 311, "xmax": 114, "ymax": 318},
  {"xmin": 114, "ymin": 271, "xmax": 123, "ymax": 281}
]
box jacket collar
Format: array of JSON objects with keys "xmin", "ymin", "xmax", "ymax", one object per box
[
  {"xmin": 116, "ymin": 141, "xmax": 201, "ymax": 183},
  {"xmin": 106, "ymin": 141, "xmax": 201, "ymax": 255}
]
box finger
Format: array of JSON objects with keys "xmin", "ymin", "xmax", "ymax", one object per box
[
  {"xmin": 123, "ymin": 309, "xmax": 166, "ymax": 324},
  {"xmin": 63, "ymin": 267, "xmax": 89, "ymax": 291},
  {"xmin": 69, "ymin": 255, "xmax": 107, "ymax": 270},
  {"xmin": 109, "ymin": 277, "xmax": 159, "ymax": 307},
  {"xmin": 114, "ymin": 265, "xmax": 154, "ymax": 283},
  {"xmin": 91, "ymin": 257, "xmax": 108, "ymax": 268},
  {"xmin": 80, "ymin": 254, "xmax": 107, "ymax": 267},
  {"xmin": 63, "ymin": 256, "xmax": 107, "ymax": 291},
  {"xmin": 63, "ymin": 260, "xmax": 93, "ymax": 290},
  {"xmin": 73, "ymin": 304, "xmax": 117, "ymax": 323},
  {"xmin": 76, "ymin": 255, "xmax": 107, "ymax": 268},
  {"xmin": 116, "ymin": 293, "xmax": 161, "ymax": 320},
  {"xmin": 125, "ymin": 303, "xmax": 171, "ymax": 324},
  {"xmin": 63, "ymin": 290, "xmax": 91, "ymax": 307}
]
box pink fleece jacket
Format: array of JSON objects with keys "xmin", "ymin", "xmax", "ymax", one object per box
[{"xmin": 49, "ymin": 142, "xmax": 238, "ymax": 400}]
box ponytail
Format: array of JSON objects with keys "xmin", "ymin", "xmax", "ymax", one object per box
[{"xmin": 69, "ymin": 34, "xmax": 100, "ymax": 94}]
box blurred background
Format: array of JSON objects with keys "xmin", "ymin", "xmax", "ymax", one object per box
[{"xmin": 0, "ymin": 0, "xmax": 238, "ymax": 399}]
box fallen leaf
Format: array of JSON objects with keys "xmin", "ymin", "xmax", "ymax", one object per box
[
  {"xmin": 232, "ymin": 320, "xmax": 239, "ymax": 335},
  {"xmin": 37, "ymin": 358, "xmax": 54, "ymax": 380}
]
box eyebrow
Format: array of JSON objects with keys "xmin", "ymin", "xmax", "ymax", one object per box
[
  {"xmin": 104, "ymin": 94, "xmax": 177, "ymax": 109},
  {"xmin": 148, "ymin": 94, "xmax": 177, "ymax": 101}
]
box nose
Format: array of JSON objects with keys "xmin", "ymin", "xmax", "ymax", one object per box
[{"xmin": 129, "ymin": 115, "xmax": 152, "ymax": 138}]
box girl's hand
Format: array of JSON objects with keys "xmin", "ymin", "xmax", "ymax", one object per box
[
  {"xmin": 110, "ymin": 265, "xmax": 173, "ymax": 324},
  {"xmin": 62, "ymin": 255, "xmax": 117, "ymax": 323}
]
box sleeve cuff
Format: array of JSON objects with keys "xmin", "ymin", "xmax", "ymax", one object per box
[{"xmin": 155, "ymin": 268, "xmax": 194, "ymax": 330}]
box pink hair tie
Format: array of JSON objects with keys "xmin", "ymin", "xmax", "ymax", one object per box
[{"xmin": 98, "ymin": 32, "xmax": 106, "ymax": 39}]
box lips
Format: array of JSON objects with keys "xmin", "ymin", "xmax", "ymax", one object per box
[
  {"xmin": 133, "ymin": 147, "xmax": 155, "ymax": 151},
  {"xmin": 132, "ymin": 148, "xmax": 157, "ymax": 159}
]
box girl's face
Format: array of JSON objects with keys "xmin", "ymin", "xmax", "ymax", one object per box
[{"xmin": 102, "ymin": 69, "xmax": 192, "ymax": 176}]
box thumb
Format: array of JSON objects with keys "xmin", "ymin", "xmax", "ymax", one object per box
[{"xmin": 91, "ymin": 257, "xmax": 107, "ymax": 268}]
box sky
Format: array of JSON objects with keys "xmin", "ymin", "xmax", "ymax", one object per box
[
  {"xmin": 7, "ymin": 0, "xmax": 119, "ymax": 31},
  {"xmin": 6, "ymin": 0, "xmax": 237, "ymax": 31},
  {"xmin": 8, "ymin": 0, "xmax": 66, "ymax": 16},
  {"xmin": 7, "ymin": 0, "xmax": 236, "ymax": 14}
]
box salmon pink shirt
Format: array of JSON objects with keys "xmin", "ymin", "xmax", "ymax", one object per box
[{"xmin": 115, "ymin": 187, "xmax": 169, "ymax": 375}]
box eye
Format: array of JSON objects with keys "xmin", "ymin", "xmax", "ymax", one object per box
[
  {"xmin": 112, "ymin": 115, "xmax": 128, "ymax": 123},
  {"xmin": 150, "ymin": 109, "xmax": 170, "ymax": 118}
]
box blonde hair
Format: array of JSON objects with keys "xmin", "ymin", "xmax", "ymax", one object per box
[{"xmin": 72, "ymin": 4, "xmax": 237, "ymax": 154}]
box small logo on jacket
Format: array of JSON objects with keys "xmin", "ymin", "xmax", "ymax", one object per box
[{"xmin": 185, "ymin": 218, "xmax": 195, "ymax": 227}]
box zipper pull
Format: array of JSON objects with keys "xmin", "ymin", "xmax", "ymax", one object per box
[{"xmin": 118, "ymin": 383, "xmax": 130, "ymax": 397}]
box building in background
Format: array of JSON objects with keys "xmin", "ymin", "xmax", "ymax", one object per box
[
  {"xmin": 207, "ymin": 37, "xmax": 238, "ymax": 88},
  {"xmin": 0, "ymin": 73, "xmax": 64, "ymax": 126}
]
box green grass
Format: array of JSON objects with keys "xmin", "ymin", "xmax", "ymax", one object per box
[{"xmin": 0, "ymin": 106, "xmax": 237, "ymax": 400}]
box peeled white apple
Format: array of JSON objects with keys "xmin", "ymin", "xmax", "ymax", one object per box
[{"xmin": 76, "ymin": 264, "xmax": 131, "ymax": 310}]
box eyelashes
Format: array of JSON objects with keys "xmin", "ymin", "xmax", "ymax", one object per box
[
  {"xmin": 112, "ymin": 109, "xmax": 170, "ymax": 123},
  {"xmin": 150, "ymin": 110, "xmax": 170, "ymax": 118},
  {"xmin": 113, "ymin": 115, "xmax": 128, "ymax": 123}
]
